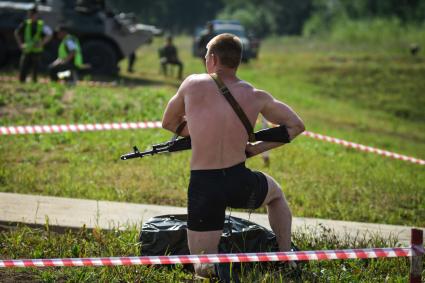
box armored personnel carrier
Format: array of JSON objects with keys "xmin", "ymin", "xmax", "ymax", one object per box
[{"xmin": 0, "ymin": 0, "xmax": 161, "ymax": 75}]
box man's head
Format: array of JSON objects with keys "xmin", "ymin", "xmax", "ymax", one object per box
[
  {"xmin": 205, "ymin": 33, "xmax": 242, "ymax": 72},
  {"xmin": 166, "ymin": 35, "xmax": 173, "ymax": 45},
  {"xmin": 55, "ymin": 25, "xmax": 69, "ymax": 40},
  {"xmin": 28, "ymin": 6, "xmax": 38, "ymax": 21}
]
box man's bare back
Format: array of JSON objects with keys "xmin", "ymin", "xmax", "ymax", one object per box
[
  {"xmin": 184, "ymin": 73, "xmax": 264, "ymax": 169},
  {"xmin": 163, "ymin": 72, "xmax": 304, "ymax": 170}
]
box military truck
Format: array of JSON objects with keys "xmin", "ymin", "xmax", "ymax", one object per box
[
  {"xmin": 192, "ymin": 20, "xmax": 260, "ymax": 63},
  {"xmin": 0, "ymin": 0, "xmax": 161, "ymax": 75}
]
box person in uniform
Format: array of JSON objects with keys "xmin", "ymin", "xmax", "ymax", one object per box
[
  {"xmin": 197, "ymin": 22, "xmax": 216, "ymax": 63},
  {"xmin": 159, "ymin": 35, "xmax": 184, "ymax": 79},
  {"xmin": 48, "ymin": 26, "xmax": 84, "ymax": 82},
  {"xmin": 127, "ymin": 52, "xmax": 136, "ymax": 73},
  {"xmin": 14, "ymin": 6, "xmax": 52, "ymax": 83}
]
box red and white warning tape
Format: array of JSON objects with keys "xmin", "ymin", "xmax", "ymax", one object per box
[
  {"xmin": 0, "ymin": 247, "xmax": 417, "ymax": 268},
  {"xmin": 0, "ymin": 121, "xmax": 162, "ymax": 135},
  {"xmin": 1, "ymin": 121, "xmax": 424, "ymax": 165},
  {"xmin": 302, "ymin": 131, "xmax": 425, "ymax": 165}
]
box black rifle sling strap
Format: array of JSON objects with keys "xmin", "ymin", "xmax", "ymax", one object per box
[
  {"xmin": 210, "ymin": 73, "xmax": 256, "ymax": 142},
  {"xmin": 175, "ymin": 121, "xmax": 187, "ymax": 136},
  {"xmin": 170, "ymin": 120, "xmax": 187, "ymax": 143}
]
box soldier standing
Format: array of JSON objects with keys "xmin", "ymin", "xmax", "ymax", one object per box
[
  {"xmin": 198, "ymin": 22, "xmax": 216, "ymax": 63},
  {"xmin": 14, "ymin": 7, "xmax": 52, "ymax": 83}
]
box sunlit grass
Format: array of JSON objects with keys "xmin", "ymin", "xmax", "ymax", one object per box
[
  {"xmin": 1, "ymin": 36, "xmax": 423, "ymax": 227},
  {"xmin": 0, "ymin": 223, "xmax": 415, "ymax": 282},
  {"xmin": 0, "ymin": 35, "xmax": 424, "ymax": 281}
]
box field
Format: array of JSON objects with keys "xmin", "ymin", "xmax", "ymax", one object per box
[{"xmin": 0, "ymin": 35, "xmax": 424, "ymax": 281}]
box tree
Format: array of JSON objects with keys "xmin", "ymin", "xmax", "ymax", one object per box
[{"xmin": 106, "ymin": 0, "xmax": 224, "ymax": 34}]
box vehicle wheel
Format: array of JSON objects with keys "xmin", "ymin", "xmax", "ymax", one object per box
[
  {"xmin": 0, "ymin": 37, "xmax": 7, "ymax": 67},
  {"xmin": 82, "ymin": 40, "xmax": 118, "ymax": 76}
]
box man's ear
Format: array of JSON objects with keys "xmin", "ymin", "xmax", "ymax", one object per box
[{"xmin": 212, "ymin": 53, "xmax": 219, "ymax": 66}]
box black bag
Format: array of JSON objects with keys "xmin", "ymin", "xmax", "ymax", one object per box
[{"xmin": 139, "ymin": 214, "xmax": 279, "ymax": 256}]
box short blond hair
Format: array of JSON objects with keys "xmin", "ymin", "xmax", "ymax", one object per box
[{"xmin": 207, "ymin": 33, "xmax": 242, "ymax": 69}]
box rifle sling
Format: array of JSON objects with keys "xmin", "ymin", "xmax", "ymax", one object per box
[
  {"xmin": 169, "ymin": 120, "xmax": 187, "ymax": 143},
  {"xmin": 175, "ymin": 121, "xmax": 187, "ymax": 136},
  {"xmin": 210, "ymin": 73, "xmax": 256, "ymax": 142}
]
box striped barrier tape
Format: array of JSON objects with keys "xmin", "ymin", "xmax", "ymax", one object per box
[
  {"xmin": 0, "ymin": 247, "xmax": 417, "ymax": 268},
  {"xmin": 302, "ymin": 131, "xmax": 425, "ymax": 165},
  {"xmin": 0, "ymin": 121, "xmax": 424, "ymax": 166},
  {"xmin": 0, "ymin": 121, "xmax": 162, "ymax": 135}
]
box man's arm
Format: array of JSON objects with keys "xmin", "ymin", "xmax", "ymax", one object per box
[
  {"xmin": 162, "ymin": 76, "xmax": 193, "ymax": 137},
  {"xmin": 52, "ymin": 50, "xmax": 75, "ymax": 66},
  {"xmin": 172, "ymin": 46, "xmax": 178, "ymax": 60},
  {"xmin": 246, "ymin": 91, "xmax": 305, "ymax": 157},
  {"xmin": 14, "ymin": 23, "xmax": 24, "ymax": 49},
  {"xmin": 261, "ymin": 92, "xmax": 305, "ymax": 140},
  {"xmin": 41, "ymin": 25, "xmax": 53, "ymax": 47},
  {"xmin": 54, "ymin": 39, "xmax": 76, "ymax": 66},
  {"xmin": 62, "ymin": 51, "xmax": 76, "ymax": 65}
]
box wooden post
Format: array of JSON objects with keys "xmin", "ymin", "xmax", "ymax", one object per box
[{"xmin": 410, "ymin": 229, "xmax": 423, "ymax": 283}]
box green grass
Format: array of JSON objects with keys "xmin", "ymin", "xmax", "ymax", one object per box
[
  {"xmin": 1, "ymin": 36, "xmax": 423, "ymax": 227},
  {"xmin": 0, "ymin": 35, "xmax": 424, "ymax": 281},
  {"xmin": 0, "ymin": 223, "xmax": 417, "ymax": 282}
]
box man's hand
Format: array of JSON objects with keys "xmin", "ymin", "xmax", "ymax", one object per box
[
  {"xmin": 245, "ymin": 141, "xmax": 286, "ymax": 158},
  {"xmin": 245, "ymin": 142, "xmax": 263, "ymax": 158},
  {"xmin": 51, "ymin": 58, "xmax": 64, "ymax": 67}
]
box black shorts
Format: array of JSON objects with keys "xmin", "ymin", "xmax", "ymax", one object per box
[{"xmin": 187, "ymin": 162, "xmax": 268, "ymax": 231}]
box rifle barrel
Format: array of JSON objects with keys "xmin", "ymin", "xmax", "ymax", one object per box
[{"xmin": 120, "ymin": 152, "xmax": 141, "ymax": 160}]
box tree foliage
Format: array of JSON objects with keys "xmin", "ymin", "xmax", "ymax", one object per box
[
  {"xmin": 217, "ymin": 0, "xmax": 311, "ymax": 37},
  {"xmin": 106, "ymin": 0, "xmax": 425, "ymax": 36},
  {"xmin": 107, "ymin": 0, "xmax": 224, "ymax": 34},
  {"xmin": 304, "ymin": 0, "xmax": 425, "ymax": 36}
]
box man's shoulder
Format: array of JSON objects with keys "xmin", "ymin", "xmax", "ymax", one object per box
[
  {"xmin": 179, "ymin": 74, "xmax": 212, "ymax": 93},
  {"xmin": 186, "ymin": 73, "xmax": 211, "ymax": 83},
  {"xmin": 236, "ymin": 80, "xmax": 265, "ymax": 95},
  {"xmin": 249, "ymin": 86, "xmax": 273, "ymax": 102},
  {"xmin": 200, "ymin": 31, "xmax": 209, "ymax": 37}
]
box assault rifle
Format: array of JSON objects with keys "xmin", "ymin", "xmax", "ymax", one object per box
[
  {"xmin": 120, "ymin": 125, "xmax": 290, "ymax": 160},
  {"xmin": 121, "ymin": 137, "xmax": 191, "ymax": 160}
]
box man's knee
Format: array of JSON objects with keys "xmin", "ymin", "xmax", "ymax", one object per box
[
  {"xmin": 264, "ymin": 176, "xmax": 283, "ymax": 202},
  {"xmin": 268, "ymin": 186, "xmax": 287, "ymax": 207}
]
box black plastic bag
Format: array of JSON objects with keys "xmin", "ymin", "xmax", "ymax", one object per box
[{"xmin": 139, "ymin": 214, "xmax": 279, "ymax": 256}]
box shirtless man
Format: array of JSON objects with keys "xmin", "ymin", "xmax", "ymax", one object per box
[{"xmin": 162, "ymin": 34, "xmax": 305, "ymax": 277}]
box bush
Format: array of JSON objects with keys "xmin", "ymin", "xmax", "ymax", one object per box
[{"xmin": 304, "ymin": 17, "xmax": 425, "ymax": 48}]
